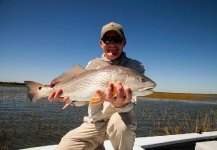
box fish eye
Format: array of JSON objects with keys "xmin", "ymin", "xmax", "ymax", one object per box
[{"xmin": 139, "ymin": 77, "xmax": 146, "ymax": 82}]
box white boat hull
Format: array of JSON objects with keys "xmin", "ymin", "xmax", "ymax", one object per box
[{"xmin": 20, "ymin": 131, "xmax": 217, "ymax": 150}]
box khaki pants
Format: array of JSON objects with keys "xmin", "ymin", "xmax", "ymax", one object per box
[{"xmin": 56, "ymin": 111, "xmax": 136, "ymax": 150}]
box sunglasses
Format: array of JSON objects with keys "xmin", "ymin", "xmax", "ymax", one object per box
[{"xmin": 101, "ymin": 36, "xmax": 124, "ymax": 44}]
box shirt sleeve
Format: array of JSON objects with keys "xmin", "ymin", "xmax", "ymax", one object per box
[{"xmin": 114, "ymin": 101, "xmax": 136, "ymax": 113}]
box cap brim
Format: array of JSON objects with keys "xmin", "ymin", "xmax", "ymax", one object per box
[{"xmin": 101, "ymin": 29, "xmax": 123, "ymax": 38}]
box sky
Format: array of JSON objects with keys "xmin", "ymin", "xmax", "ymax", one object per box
[{"xmin": 0, "ymin": 0, "xmax": 217, "ymax": 94}]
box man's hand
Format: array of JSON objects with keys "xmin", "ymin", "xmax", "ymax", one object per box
[
  {"xmin": 48, "ymin": 83, "xmax": 69, "ymax": 102},
  {"xmin": 105, "ymin": 81, "xmax": 132, "ymax": 108}
]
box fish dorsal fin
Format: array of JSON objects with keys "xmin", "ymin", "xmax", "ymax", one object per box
[
  {"xmin": 86, "ymin": 58, "xmax": 110, "ymax": 70},
  {"xmin": 51, "ymin": 65, "xmax": 86, "ymax": 85}
]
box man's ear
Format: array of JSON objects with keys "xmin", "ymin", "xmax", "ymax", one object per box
[
  {"xmin": 123, "ymin": 39, "xmax": 126, "ymax": 47},
  {"xmin": 99, "ymin": 40, "xmax": 104, "ymax": 48}
]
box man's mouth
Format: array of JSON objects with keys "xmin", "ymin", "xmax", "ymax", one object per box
[{"xmin": 107, "ymin": 49, "xmax": 118, "ymax": 54}]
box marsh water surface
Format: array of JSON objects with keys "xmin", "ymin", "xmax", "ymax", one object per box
[{"xmin": 0, "ymin": 86, "xmax": 217, "ymax": 149}]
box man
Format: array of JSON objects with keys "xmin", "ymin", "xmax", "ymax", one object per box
[{"xmin": 48, "ymin": 22, "xmax": 145, "ymax": 150}]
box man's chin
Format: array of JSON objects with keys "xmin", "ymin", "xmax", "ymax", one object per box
[
  {"xmin": 106, "ymin": 54, "xmax": 118, "ymax": 60},
  {"xmin": 107, "ymin": 51, "xmax": 117, "ymax": 54}
]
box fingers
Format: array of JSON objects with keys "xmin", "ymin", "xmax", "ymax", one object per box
[
  {"xmin": 48, "ymin": 89, "xmax": 69, "ymax": 102},
  {"xmin": 106, "ymin": 82, "xmax": 132, "ymax": 107},
  {"xmin": 116, "ymin": 82, "xmax": 126, "ymax": 99},
  {"xmin": 61, "ymin": 96, "xmax": 69, "ymax": 102},
  {"xmin": 115, "ymin": 82, "xmax": 132, "ymax": 100},
  {"xmin": 54, "ymin": 89, "xmax": 63, "ymax": 99},
  {"xmin": 106, "ymin": 83, "xmax": 114, "ymax": 99},
  {"xmin": 48, "ymin": 91, "xmax": 56, "ymax": 101},
  {"xmin": 95, "ymin": 89, "xmax": 106, "ymax": 98},
  {"xmin": 95, "ymin": 89, "xmax": 102, "ymax": 95},
  {"xmin": 125, "ymin": 87, "xmax": 132, "ymax": 100}
]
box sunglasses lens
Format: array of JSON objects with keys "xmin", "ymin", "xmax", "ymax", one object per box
[
  {"xmin": 102, "ymin": 37, "xmax": 112, "ymax": 44},
  {"xmin": 102, "ymin": 36, "xmax": 123, "ymax": 44},
  {"xmin": 113, "ymin": 37, "xmax": 123, "ymax": 43}
]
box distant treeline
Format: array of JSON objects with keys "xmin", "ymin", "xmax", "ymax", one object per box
[
  {"xmin": 145, "ymin": 92, "xmax": 217, "ymax": 102},
  {"xmin": 0, "ymin": 82, "xmax": 25, "ymax": 87}
]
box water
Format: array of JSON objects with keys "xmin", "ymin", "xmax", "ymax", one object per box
[{"xmin": 0, "ymin": 86, "xmax": 217, "ymax": 149}]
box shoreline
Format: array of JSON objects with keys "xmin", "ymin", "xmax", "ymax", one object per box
[{"xmin": 1, "ymin": 82, "xmax": 217, "ymax": 102}]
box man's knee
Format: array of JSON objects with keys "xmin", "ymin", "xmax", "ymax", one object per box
[{"xmin": 107, "ymin": 111, "xmax": 136, "ymax": 136}]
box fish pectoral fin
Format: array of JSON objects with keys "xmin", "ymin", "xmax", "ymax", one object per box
[
  {"xmin": 89, "ymin": 86, "xmax": 117, "ymax": 105},
  {"xmin": 90, "ymin": 92, "xmax": 106, "ymax": 105},
  {"xmin": 112, "ymin": 86, "xmax": 118, "ymax": 97},
  {"xmin": 90, "ymin": 97, "xmax": 104, "ymax": 105},
  {"xmin": 62, "ymin": 99, "xmax": 72, "ymax": 109}
]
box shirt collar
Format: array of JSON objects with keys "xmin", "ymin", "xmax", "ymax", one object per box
[{"xmin": 101, "ymin": 52, "xmax": 126, "ymax": 65}]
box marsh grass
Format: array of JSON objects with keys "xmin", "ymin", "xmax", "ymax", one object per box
[
  {"xmin": 145, "ymin": 92, "xmax": 217, "ymax": 102},
  {"xmin": 160, "ymin": 110, "xmax": 217, "ymax": 135},
  {"xmin": 135, "ymin": 99, "xmax": 217, "ymax": 137}
]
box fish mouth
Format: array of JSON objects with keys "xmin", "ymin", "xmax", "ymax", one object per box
[{"xmin": 138, "ymin": 87, "xmax": 154, "ymax": 92}]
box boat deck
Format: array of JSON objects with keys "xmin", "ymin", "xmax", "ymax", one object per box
[{"xmin": 20, "ymin": 131, "xmax": 217, "ymax": 150}]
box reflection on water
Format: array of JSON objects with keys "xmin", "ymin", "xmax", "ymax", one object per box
[{"xmin": 0, "ymin": 86, "xmax": 217, "ymax": 149}]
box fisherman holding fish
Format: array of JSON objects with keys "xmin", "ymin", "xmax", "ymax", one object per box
[{"xmin": 26, "ymin": 22, "xmax": 156, "ymax": 150}]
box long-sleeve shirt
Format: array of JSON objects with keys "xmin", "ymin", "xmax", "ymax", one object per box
[{"xmin": 71, "ymin": 52, "xmax": 145, "ymax": 123}]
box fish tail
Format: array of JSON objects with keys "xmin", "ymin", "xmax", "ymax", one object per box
[{"xmin": 24, "ymin": 81, "xmax": 47, "ymax": 101}]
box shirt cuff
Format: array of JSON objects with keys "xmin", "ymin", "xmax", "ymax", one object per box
[{"xmin": 114, "ymin": 101, "xmax": 136, "ymax": 113}]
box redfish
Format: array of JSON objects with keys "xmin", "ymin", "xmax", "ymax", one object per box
[{"xmin": 24, "ymin": 58, "xmax": 156, "ymax": 108}]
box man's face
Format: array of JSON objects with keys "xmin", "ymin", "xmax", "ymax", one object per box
[{"xmin": 100, "ymin": 31, "xmax": 126, "ymax": 61}]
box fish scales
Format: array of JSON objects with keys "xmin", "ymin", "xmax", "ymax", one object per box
[{"xmin": 57, "ymin": 68, "xmax": 114, "ymax": 100}]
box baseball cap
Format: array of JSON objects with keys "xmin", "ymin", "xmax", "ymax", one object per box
[{"xmin": 101, "ymin": 22, "xmax": 125, "ymax": 38}]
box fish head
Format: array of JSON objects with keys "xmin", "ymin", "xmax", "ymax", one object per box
[{"xmin": 111, "ymin": 67, "xmax": 156, "ymax": 96}]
